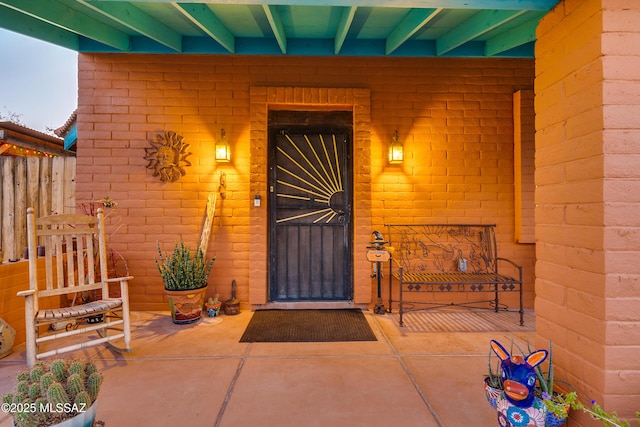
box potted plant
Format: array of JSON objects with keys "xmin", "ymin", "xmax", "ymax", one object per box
[
  {"xmin": 155, "ymin": 241, "xmax": 215, "ymax": 324},
  {"xmin": 484, "ymin": 339, "xmax": 639, "ymax": 427},
  {"xmin": 2, "ymin": 358, "xmax": 102, "ymax": 427}
]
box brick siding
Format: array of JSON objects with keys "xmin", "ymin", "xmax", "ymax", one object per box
[
  {"xmin": 536, "ymin": 0, "xmax": 640, "ymax": 422},
  {"xmin": 76, "ymin": 54, "xmax": 536, "ymax": 312}
]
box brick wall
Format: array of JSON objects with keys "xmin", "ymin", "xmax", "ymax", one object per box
[
  {"xmin": 76, "ymin": 54, "xmax": 536, "ymax": 311},
  {"xmin": 514, "ymin": 89, "xmax": 535, "ymax": 243},
  {"xmin": 536, "ymin": 0, "xmax": 640, "ymax": 422}
]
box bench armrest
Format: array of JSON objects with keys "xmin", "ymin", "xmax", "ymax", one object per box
[
  {"xmin": 496, "ymin": 257, "xmax": 521, "ymax": 269},
  {"xmin": 17, "ymin": 289, "xmax": 36, "ymax": 297}
]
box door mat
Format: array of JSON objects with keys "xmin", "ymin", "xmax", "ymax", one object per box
[{"xmin": 239, "ymin": 309, "xmax": 377, "ymax": 343}]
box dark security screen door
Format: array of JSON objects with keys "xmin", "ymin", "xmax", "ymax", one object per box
[{"xmin": 268, "ymin": 124, "xmax": 352, "ymax": 301}]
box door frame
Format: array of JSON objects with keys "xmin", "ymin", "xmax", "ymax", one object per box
[
  {"xmin": 267, "ymin": 113, "xmax": 354, "ymax": 302},
  {"xmin": 248, "ymin": 87, "xmax": 373, "ymax": 308}
]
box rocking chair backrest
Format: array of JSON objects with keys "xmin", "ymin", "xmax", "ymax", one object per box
[{"xmin": 27, "ymin": 207, "xmax": 109, "ymax": 302}]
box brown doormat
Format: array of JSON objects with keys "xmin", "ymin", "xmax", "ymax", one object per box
[{"xmin": 239, "ymin": 309, "xmax": 377, "ymax": 342}]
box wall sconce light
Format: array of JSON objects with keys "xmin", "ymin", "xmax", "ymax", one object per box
[
  {"xmin": 215, "ymin": 128, "xmax": 231, "ymax": 162},
  {"xmin": 388, "ymin": 130, "xmax": 403, "ymax": 164}
]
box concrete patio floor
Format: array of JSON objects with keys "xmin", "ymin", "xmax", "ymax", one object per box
[{"xmin": 0, "ymin": 309, "xmax": 535, "ymax": 427}]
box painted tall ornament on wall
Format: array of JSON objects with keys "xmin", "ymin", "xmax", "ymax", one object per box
[
  {"xmin": 490, "ymin": 340, "xmax": 549, "ymax": 427},
  {"xmin": 144, "ymin": 131, "xmax": 192, "ymax": 182}
]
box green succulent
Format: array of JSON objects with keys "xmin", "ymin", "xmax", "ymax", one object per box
[{"xmin": 155, "ymin": 240, "xmax": 215, "ymax": 290}]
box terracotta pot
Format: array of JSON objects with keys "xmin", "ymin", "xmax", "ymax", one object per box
[{"xmin": 165, "ymin": 287, "xmax": 207, "ymax": 324}]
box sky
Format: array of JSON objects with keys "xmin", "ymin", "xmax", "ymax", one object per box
[{"xmin": 0, "ymin": 28, "xmax": 78, "ymax": 134}]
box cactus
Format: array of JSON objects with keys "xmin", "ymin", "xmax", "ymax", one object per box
[
  {"xmin": 29, "ymin": 365, "xmax": 45, "ymax": 383},
  {"xmin": 46, "ymin": 382, "xmax": 70, "ymax": 407},
  {"xmin": 16, "ymin": 370, "xmax": 30, "ymax": 382},
  {"xmin": 16, "ymin": 380, "xmax": 29, "ymax": 395},
  {"xmin": 49, "ymin": 359, "xmax": 67, "ymax": 382},
  {"xmin": 67, "ymin": 373, "xmax": 86, "ymax": 397},
  {"xmin": 13, "ymin": 411, "xmax": 38, "ymax": 427},
  {"xmin": 2, "ymin": 359, "xmax": 102, "ymax": 427},
  {"xmin": 86, "ymin": 372, "xmax": 103, "ymax": 402},
  {"xmin": 85, "ymin": 362, "xmax": 98, "ymax": 376},
  {"xmin": 28, "ymin": 383, "xmax": 40, "ymax": 401},
  {"xmin": 39, "ymin": 373, "xmax": 55, "ymax": 396},
  {"xmin": 74, "ymin": 391, "xmax": 91, "ymax": 408},
  {"xmin": 68, "ymin": 360, "xmax": 86, "ymax": 378}
]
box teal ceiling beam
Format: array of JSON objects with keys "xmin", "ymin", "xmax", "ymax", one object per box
[
  {"xmin": 75, "ymin": 0, "xmax": 182, "ymax": 52},
  {"xmin": 334, "ymin": 6, "xmax": 357, "ymax": 54},
  {"xmin": 173, "ymin": 3, "xmax": 235, "ymax": 53},
  {"xmin": 122, "ymin": 1, "xmax": 560, "ymax": 11},
  {"xmin": 386, "ymin": 8, "xmax": 441, "ymax": 55},
  {"xmin": 0, "ymin": 5, "xmax": 79, "ymax": 51},
  {"xmin": 64, "ymin": 124, "xmax": 78, "ymax": 152},
  {"xmin": 262, "ymin": 5, "xmax": 287, "ymax": 54},
  {"xmin": 485, "ymin": 12, "xmax": 543, "ymax": 56},
  {"xmin": 0, "ymin": 0, "xmax": 129, "ymax": 51},
  {"xmin": 82, "ymin": 35, "xmax": 535, "ymax": 58},
  {"xmin": 436, "ymin": 9, "xmax": 527, "ymax": 55}
]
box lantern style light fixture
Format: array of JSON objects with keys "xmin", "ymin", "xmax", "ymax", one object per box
[
  {"xmin": 388, "ymin": 130, "xmax": 403, "ymax": 164},
  {"xmin": 215, "ymin": 128, "xmax": 231, "ymax": 162}
]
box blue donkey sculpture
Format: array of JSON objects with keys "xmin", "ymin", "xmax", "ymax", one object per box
[{"xmin": 490, "ymin": 340, "xmax": 549, "ymax": 427}]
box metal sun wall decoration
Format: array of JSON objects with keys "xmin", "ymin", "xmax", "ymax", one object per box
[{"xmin": 144, "ymin": 131, "xmax": 192, "ymax": 182}]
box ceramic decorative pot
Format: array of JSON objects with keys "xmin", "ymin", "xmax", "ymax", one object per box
[
  {"xmin": 483, "ymin": 378, "xmax": 570, "ymax": 427},
  {"xmin": 544, "ymin": 399, "xmax": 569, "ymax": 427},
  {"xmin": 205, "ymin": 302, "xmax": 221, "ymax": 317},
  {"xmin": 165, "ymin": 287, "xmax": 207, "ymax": 324},
  {"xmin": 0, "ymin": 318, "xmax": 16, "ymax": 359},
  {"xmin": 484, "ymin": 377, "xmax": 502, "ymax": 409}
]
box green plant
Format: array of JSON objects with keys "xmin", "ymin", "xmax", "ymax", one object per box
[
  {"xmin": 541, "ymin": 392, "xmax": 640, "ymax": 427},
  {"xmin": 155, "ymin": 241, "xmax": 215, "ymax": 291},
  {"xmin": 2, "ymin": 359, "xmax": 103, "ymax": 427}
]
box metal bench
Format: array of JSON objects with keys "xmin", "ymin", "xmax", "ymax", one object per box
[{"xmin": 385, "ymin": 224, "xmax": 523, "ymax": 327}]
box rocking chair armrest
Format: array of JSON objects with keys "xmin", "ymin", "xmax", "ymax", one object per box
[
  {"xmin": 17, "ymin": 289, "xmax": 36, "ymax": 298},
  {"xmin": 104, "ymin": 276, "xmax": 134, "ymax": 284}
]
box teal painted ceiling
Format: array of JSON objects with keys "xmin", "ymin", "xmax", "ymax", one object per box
[{"xmin": 0, "ymin": 0, "xmax": 561, "ymax": 57}]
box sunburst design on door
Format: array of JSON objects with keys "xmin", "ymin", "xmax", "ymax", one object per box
[{"xmin": 276, "ymin": 133, "xmax": 345, "ymax": 224}]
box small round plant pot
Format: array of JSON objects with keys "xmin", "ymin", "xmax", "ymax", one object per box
[
  {"xmin": 205, "ymin": 302, "xmax": 222, "ymax": 318},
  {"xmin": 165, "ymin": 288, "xmax": 207, "ymax": 324}
]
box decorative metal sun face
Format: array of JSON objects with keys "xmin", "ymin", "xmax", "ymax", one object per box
[{"xmin": 144, "ymin": 131, "xmax": 192, "ymax": 182}]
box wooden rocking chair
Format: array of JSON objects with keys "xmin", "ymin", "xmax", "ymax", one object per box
[{"xmin": 19, "ymin": 207, "xmax": 133, "ymax": 367}]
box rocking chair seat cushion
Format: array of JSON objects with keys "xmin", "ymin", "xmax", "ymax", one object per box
[{"xmin": 36, "ymin": 299, "xmax": 123, "ymax": 322}]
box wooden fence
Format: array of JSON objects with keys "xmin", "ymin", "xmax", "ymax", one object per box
[{"xmin": 0, "ymin": 156, "xmax": 76, "ymax": 263}]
